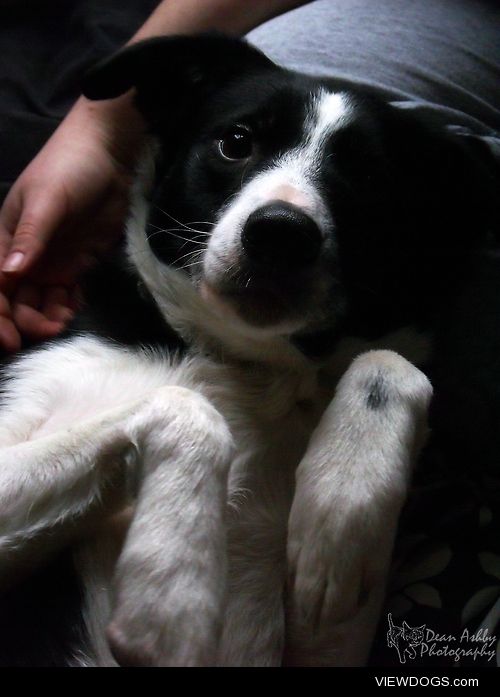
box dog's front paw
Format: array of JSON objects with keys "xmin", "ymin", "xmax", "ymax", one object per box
[
  {"xmin": 106, "ymin": 616, "xmax": 159, "ymax": 668},
  {"xmin": 287, "ymin": 496, "xmax": 392, "ymax": 630},
  {"xmin": 107, "ymin": 554, "xmax": 222, "ymax": 667},
  {"xmin": 107, "ymin": 592, "xmax": 220, "ymax": 667}
]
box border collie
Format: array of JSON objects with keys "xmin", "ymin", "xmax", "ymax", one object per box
[{"xmin": 0, "ymin": 34, "xmax": 498, "ymax": 667}]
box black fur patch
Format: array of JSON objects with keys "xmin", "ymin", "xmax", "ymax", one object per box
[{"xmin": 366, "ymin": 373, "xmax": 389, "ymax": 410}]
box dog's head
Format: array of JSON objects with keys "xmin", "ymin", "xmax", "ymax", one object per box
[{"xmin": 83, "ymin": 35, "xmax": 499, "ymax": 356}]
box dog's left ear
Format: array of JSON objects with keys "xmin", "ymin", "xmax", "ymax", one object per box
[{"xmin": 82, "ymin": 33, "xmax": 275, "ymax": 126}]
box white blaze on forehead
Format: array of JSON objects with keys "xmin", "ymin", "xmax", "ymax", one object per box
[
  {"xmin": 265, "ymin": 89, "xmax": 351, "ymax": 192},
  {"xmin": 302, "ymin": 89, "xmax": 351, "ymax": 163}
]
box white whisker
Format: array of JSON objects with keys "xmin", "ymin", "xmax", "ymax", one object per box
[
  {"xmin": 181, "ymin": 259, "xmax": 205, "ymax": 271},
  {"xmin": 152, "ymin": 206, "xmax": 215, "ymax": 234},
  {"xmin": 146, "ymin": 227, "xmax": 209, "ymax": 247},
  {"xmin": 176, "ymin": 248, "xmax": 205, "ymax": 266}
]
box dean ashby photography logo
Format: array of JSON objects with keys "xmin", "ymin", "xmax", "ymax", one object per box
[{"xmin": 386, "ymin": 613, "xmax": 497, "ymax": 663}]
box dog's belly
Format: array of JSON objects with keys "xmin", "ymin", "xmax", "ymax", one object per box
[
  {"xmin": 215, "ymin": 384, "xmax": 326, "ymax": 665},
  {"xmin": 220, "ymin": 436, "xmax": 308, "ymax": 664}
]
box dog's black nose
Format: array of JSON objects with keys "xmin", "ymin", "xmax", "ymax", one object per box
[{"xmin": 241, "ymin": 202, "xmax": 322, "ymax": 269}]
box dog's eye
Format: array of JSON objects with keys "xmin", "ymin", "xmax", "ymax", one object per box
[{"xmin": 218, "ymin": 126, "xmax": 253, "ymax": 161}]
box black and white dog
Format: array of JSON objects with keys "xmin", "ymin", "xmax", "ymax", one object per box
[{"xmin": 0, "ymin": 34, "xmax": 498, "ymax": 667}]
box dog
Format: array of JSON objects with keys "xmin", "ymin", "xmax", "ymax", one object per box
[{"xmin": 0, "ymin": 33, "xmax": 498, "ymax": 667}]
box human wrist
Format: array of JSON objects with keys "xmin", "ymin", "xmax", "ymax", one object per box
[
  {"xmin": 66, "ymin": 93, "xmax": 147, "ymax": 171},
  {"xmin": 129, "ymin": 0, "xmax": 308, "ymax": 42}
]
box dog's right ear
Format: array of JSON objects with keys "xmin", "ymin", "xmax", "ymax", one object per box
[{"xmin": 82, "ymin": 34, "xmax": 275, "ymax": 126}]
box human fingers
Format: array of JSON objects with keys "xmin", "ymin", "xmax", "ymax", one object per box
[
  {"xmin": 1, "ymin": 186, "xmax": 67, "ymax": 276},
  {"xmin": 12, "ymin": 284, "xmax": 65, "ymax": 340},
  {"xmin": 0, "ymin": 293, "xmax": 22, "ymax": 352}
]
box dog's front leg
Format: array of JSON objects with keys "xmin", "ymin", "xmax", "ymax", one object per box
[
  {"xmin": 107, "ymin": 386, "xmax": 234, "ymax": 667},
  {"xmin": 285, "ymin": 350, "xmax": 432, "ymax": 666}
]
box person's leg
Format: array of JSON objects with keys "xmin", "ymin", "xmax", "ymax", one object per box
[{"xmin": 248, "ymin": 0, "xmax": 500, "ymax": 130}]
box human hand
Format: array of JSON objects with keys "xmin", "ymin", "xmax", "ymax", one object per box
[{"xmin": 0, "ymin": 95, "xmax": 145, "ymax": 352}]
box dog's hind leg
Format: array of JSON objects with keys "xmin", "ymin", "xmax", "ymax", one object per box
[{"xmin": 284, "ymin": 350, "xmax": 432, "ymax": 666}]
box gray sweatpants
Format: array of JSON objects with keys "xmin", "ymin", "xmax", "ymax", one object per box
[{"xmin": 248, "ymin": 0, "xmax": 500, "ymax": 135}]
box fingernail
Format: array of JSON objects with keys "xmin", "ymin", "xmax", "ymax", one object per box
[{"xmin": 2, "ymin": 251, "xmax": 25, "ymax": 273}]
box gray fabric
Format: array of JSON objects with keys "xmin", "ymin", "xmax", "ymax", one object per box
[{"xmin": 247, "ymin": 0, "xmax": 500, "ymax": 138}]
